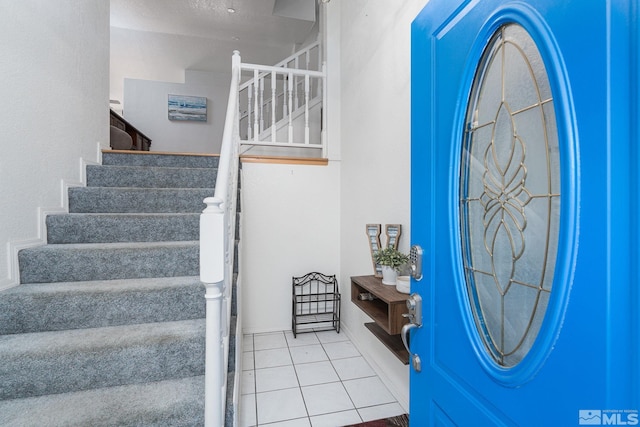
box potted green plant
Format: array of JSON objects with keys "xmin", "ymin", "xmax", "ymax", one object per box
[{"xmin": 374, "ymin": 246, "xmax": 409, "ymax": 285}]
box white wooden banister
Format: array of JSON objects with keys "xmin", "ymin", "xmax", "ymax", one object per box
[
  {"xmin": 237, "ymin": 40, "xmax": 326, "ymax": 156},
  {"xmin": 200, "ymin": 41, "xmax": 326, "ymax": 427},
  {"xmin": 201, "ymin": 50, "xmax": 241, "ymax": 427},
  {"xmin": 241, "ymin": 62, "xmax": 325, "ymax": 78},
  {"xmin": 238, "ymin": 63, "xmax": 325, "ymax": 154},
  {"xmin": 238, "ymin": 40, "xmax": 321, "ymax": 92}
]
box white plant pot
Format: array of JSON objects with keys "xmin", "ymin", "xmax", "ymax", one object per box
[
  {"xmin": 381, "ymin": 266, "xmax": 397, "ymax": 285},
  {"xmin": 396, "ymin": 275, "xmax": 410, "ymax": 294}
]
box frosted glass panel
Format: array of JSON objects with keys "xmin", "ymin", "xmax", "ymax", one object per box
[{"xmin": 459, "ymin": 24, "xmax": 560, "ymax": 367}]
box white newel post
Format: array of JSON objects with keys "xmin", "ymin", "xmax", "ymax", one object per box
[{"xmin": 201, "ymin": 196, "xmax": 226, "ymax": 427}]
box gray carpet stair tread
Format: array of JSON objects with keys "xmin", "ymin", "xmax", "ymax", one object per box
[
  {"xmin": 5, "ymin": 151, "xmax": 235, "ymax": 424},
  {"xmin": 86, "ymin": 164, "xmax": 217, "ymax": 188},
  {"xmin": 19, "ymin": 241, "xmax": 199, "ymax": 284},
  {"xmin": 0, "ymin": 276, "xmax": 204, "ymax": 334},
  {"xmin": 68, "ymin": 187, "xmax": 213, "ymax": 213},
  {"xmin": 46, "ymin": 213, "xmax": 200, "ymax": 243},
  {"xmin": 0, "ymin": 375, "xmax": 204, "ymax": 427},
  {"xmin": 102, "ymin": 152, "xmax": 218, "ymax": 168},
  {"xmin": 0, "ymin": 319, "xmax": 205, "ymax": 400}
]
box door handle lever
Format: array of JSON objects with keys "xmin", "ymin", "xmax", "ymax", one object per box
[
  {"xmin": 401, "ymin": 322, "xmax": 422, "ymax": 373},
  {"xmin": 401, "ymin": 322, "xmax": 417, "ymax": 355}
]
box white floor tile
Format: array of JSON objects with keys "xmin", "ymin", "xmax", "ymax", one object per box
[
  {"xmin": 241, "ymin": 370, "xmax": 255, "ymax": 394},
  {"xmin": 239, "ymin": 393, "xmax": 256, "ymax": 427},
  {"xmin": 257, "ymin": 388, "xmax": 308, "ymax": 425},
  {"xmin": 243, "ymin": 334, "xmax": 254, "ymax": 352},
  {"xmin": 289, "ymin": 344, "xmax": 328, "ymax": 364},
  {"xmin": 286, "ymin": 330, "xmax": 321, "ymax": 347},
  {"xmin": 255, "ymin": 347, "xmax": 293, "ymax": 369},
  {"xmin": 243, "ymin": 351, "xmax": 254, "ymax": 370},
  {"xmin": 301, "ymin": 382, "xmax": 354, "ymax": 416},
  {"xmin": 315, "ymin": 330, "xmax": 349, "ymax": 343},
  {"xmin": 310, "ymin": 410, "xmax": 362, "ymax": 427},
  {"xmin": 358, "ymin": 402, "xmax": 406, "ymax": 422},
  {"xmin": 343, "ymin": 377, "xmax": 396, "ymax": 408},
  {"xmin": 295, "ymin": 360, "xmax": 340, "ymax": 387},
  {"xmin": 254, "ymin": 331, "xmax": 288, "ymax": 350},
  {"xmin": 241, "ymin": 330, "xmax": 404, "ymax": 426},
  {"xmin": 322, "ymin": 340, "xmax": 360, "ymax": 360},
  {"xmin": 331, "ymin": 356, "xmax": 376, "ymax": 381},
  {"xmin": 256, "ymin": 365, "xmax": 299, "ymax": 393},
  {"xmin": 262, "ymin": 417, "xmax": 312, "ymax": 426}
]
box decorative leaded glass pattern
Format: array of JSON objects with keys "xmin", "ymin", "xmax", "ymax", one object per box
[{"xmin": 459, "ymin": 24, "xmax": 561, "ymax": 367}]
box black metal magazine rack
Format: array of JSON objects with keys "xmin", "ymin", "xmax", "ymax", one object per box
[{"xmin": 292, "ymin": 272, "xmax": 341, "ymax": 337}]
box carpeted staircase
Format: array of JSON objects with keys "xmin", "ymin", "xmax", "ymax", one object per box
[{"xmin": 0, "ymin": 151, "xmax": 221, "ymax": 426}]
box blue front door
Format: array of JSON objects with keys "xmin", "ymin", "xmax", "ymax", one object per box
[{"xmin": 410, "ymin": 1, "xmax": 639, "ymax": 425}]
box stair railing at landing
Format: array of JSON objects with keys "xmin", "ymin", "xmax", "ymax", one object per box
[
  {"xmin": 200, "ymin": 51, "xmax": 241, "ymax": 427},
  {"xmin": 200, "ymin": 45, "xmax": 327, "ymax": 427},
  {"xmin": 238, "ymin": 41, "xmax": 327, "ymax": 157}
]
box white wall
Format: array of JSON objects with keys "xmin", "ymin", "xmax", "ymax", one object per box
[
  {"xmin": 0, "ymin": 0, "xmax": 110, "ymax": 288},
  {"xmin": 239, "ymin": 0, "xmax": 430, "ymax": 410},
  {"xmin": 241, "ymin": 161, "xmax": 340, "ymax": 333},
  {"xmin": 335, "ymin": 0, "xmax": 430, "ymax": 409},
  {"xmin": 109, "ymin": 26, "xmax": 302, "ymax": 114},
  {"xmin": 123, "ymin": 69, "xmax": 230, "ymax": 154}
]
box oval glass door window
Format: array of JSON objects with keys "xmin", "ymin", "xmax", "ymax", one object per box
[{"xmin": 459, "ymin": 24, "xmax": 561, "ymax": 368}]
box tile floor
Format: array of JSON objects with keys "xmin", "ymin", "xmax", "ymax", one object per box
[{"xmin": 240, "ymin": 330, "xmax": 406, "ymax": 427}]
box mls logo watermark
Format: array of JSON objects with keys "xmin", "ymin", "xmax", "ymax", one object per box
[
  {"xmin": 580, "ymin": 411, "xmax": 602, "ymax": 425},
  {"xmin": 579, "ymin": 409, "xmax": 639, "ymax": 425}
]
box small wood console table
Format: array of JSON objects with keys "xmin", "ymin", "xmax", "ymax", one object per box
[{"xmin": 351, "ymin": 275, "xmax": 410, "ymax": 364}]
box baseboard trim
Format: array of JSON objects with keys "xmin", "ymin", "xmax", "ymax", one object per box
[
  {"xmin": 5, "ymin": 238, "xmax": 42, "ymax": 290},
  {"xmin": 240, "ymin": 155, "xmax": 328, "ymax": 166},
  {"xmin": 2, "ymin": 150, "xmax": 94, "ymax": 288}
]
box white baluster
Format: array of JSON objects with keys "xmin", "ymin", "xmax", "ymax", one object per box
[
  {"xmin": 304, "ymin": 74, "xmax": 310, "ymax": 145},
  {"xmin": 294, "ymin": 57, "xmax": 299, "ymax": 109},
  {"xmin": 316, "ymin": 46, "xmax": 322, "ymax": 97},
  {"xmin": 259, "ymin": 76, "xmax": 264, "ymax": 134},
  {"xmin": 321, "ymin": 62, "xmax": 327, "ymax": 158},
  {"xmin": 271, "ymin": 72, "xmax": 276, "ymax": 143},
  {"xmin": 247, "ymin": 83, "xmax": 252, "ymax": 140},
  {"xmin": 282, "ymin": 75, "xmax": 288, "ymax": 119},
  {"xmin": 253, "ymin": 69, "xmax": 259, "ymax": 142},
  {"xmin": 238, "ymin": 89, "xmax": 243, "ymax": 139},
  {"xmin": 288, "ymin": 71, "xmax": 293, "ymax": 144}
]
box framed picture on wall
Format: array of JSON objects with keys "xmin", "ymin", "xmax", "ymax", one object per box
[{"xmin": 168, "ymin": 94, "xmax": 207, "ymax": 122}]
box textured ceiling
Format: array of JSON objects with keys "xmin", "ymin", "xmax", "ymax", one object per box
[
  {"xmin": 110, "ymin": 0, "xmax": 318, "ymax": 51},
  {"xmin": 109, "ymin": 0, "xmax": 319, "ymax": 105}
]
